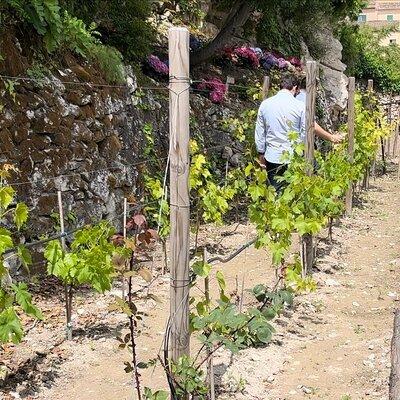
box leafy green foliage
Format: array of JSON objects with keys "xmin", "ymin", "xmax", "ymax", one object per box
[
  {"xmin": 190, "ymin": 139, "xmax": 242, "ymax": 224},
  {"xmin": 5, "ymin": 0, "xmax": 63, "ymax": 50},
  {"xmin": 141, "ymin": 123, "xmax": 170, "ymax": 240},
  {"xmin": 191, "ymin": 270, "xmax": 292, "ymax": 353},
  {"xmin": 350, "ymin": 25, "xmax": 400, "ymax": 92},
  {"xmin": 285, "ymin": 257, "xmax": 317, "ymax": 292},
  {"xmin": 0, "ymin": 165, "xmax": 39, "ymax": 344},
  {"xmin": 143, "ymin": 388, "xmax": 169, "ymax": 400},
  {"xmin": 45, "ymin": 221, "xmax": 116, "ymax": 292},
  {"xmin": 60, "ymin": 0, "xmax": 154, "ymax": 62},
  {"xmin": 171, "ymin": 355, "xmax": 209, "ymax": 399},
  {"xmin": 4, "ymin": 0, "xmax": 124, "ymax": 83},
  {"xmin": 254, "ymin": 0, "xmax": 363, "ymax": 56}
]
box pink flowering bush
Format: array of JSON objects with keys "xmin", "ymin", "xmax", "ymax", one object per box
[
  {"xmin": 220, "ymin": 46, "xmax": 260, "ymax": 69},
  {"xmin": 221, "ymin": 47, "xmax": 239, "ymax": 64},
  {"xmin": 287, "ymin": 56, "xmax": 302, "ymax": 68},
  {"xmin": 198, "ymin": 78, "xmax": 227, "ymax": 104},
  {"xmin": 233, "ymin": 47, "xmax": 260, "ymax": 68}
]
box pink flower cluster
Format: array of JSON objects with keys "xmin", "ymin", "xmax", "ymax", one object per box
[
  {"xmin": 234, "ymin": 47, "xmax": 260, "ymax": 68},
  {"xmin": 146, "ymin": 55, "xmax": 169, "ymax": 76},
  {"xmin": 198, "ymin": 78, "xmax": 227, "ymax": 104},
  {"xmin": 222, "ymin": 47, "xmax": 260, "ymax": 68},
  {"xmin": 221, "ymin": 46, "xmax": 303, "ymax": 72}
]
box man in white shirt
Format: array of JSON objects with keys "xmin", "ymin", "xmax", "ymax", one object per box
[{"xmin": 255, "ymin": 74, "xmax": 342, "ymax": 193}]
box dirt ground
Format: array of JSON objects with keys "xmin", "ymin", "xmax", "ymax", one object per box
[{"xmin": 1, "ymin": 168, "xmax": 400, "ymax": 400}]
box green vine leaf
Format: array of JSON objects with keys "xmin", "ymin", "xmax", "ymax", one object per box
[
  {"xmin": 14, "ymin": 202, "xmax": 29, "ymax": 230},
  {"xmin": 192, "ymin": 260, "xmax": 211, "ymax": 278}
]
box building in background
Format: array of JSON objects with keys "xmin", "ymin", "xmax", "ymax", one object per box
[{"xmin": 358, "ymin": 1, "xmax": 400, "ymax": 45}]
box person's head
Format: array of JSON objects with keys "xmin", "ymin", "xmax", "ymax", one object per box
[{"xmin": 280, "ymin": 74, "xmax": 300, "ymax": 95}]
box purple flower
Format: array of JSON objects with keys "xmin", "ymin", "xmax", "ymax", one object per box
[
  {"xmin": 260, "ymin": 52, "xmax": 279, "ymax": 70},
  {"xmin": 277, "ymin": 58, "xmax": 289, "ymax": 69},
  {"xmin": 147, "ymin": 55, "xmax": 169, "ymax": 76}
]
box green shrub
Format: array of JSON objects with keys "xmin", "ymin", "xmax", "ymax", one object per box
[
  {"xmin": 4, "ymin": 0, "xmax": 63, "ymax": 51},
  {"xmin": 60, "ymin": 0, "xmax": 155, "ymax": 62},
  {"xmin": 89, "ymin": 44, "xmax": 124, "ymax": 84},
  {"xmin": 4, "ymin": 1, "xmax": 125, "ymax": 83},
  {"xmin": 352, "ymin": 25, "xmax": 400, "ymax": 92}
]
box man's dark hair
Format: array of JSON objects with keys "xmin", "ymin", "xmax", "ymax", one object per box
[
  {"xmin": 280, "ymin": 74, "xmax": 300, "ymax": 90},
  {"xmin": 299, "ymin": 76, "xmax": 306, "ymax": 90}
]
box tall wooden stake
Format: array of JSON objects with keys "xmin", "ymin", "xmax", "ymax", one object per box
[
  {"xmin": 122, "ymin": 197, "xmax": 128, "ymax": 300},
  {"xmin": 203, "ymin": 248, "xmax": 215, "ymax": 400},
  {"xmin": 58, "ymin": 190, "xmax": 72, "ymax": 340},
  {"xmin": 393, "ymin": 121, "xmax": 399, "ymax": 158},
  {"xmin": 390, "ymin": 309, "xmax": 400, "ymax": 400},
  {"xmin": 169, "ymin": 27, "xmax": 190, "ymax": 363},
  {"xmin": 345, "ymin": 77, "xmax": 355, "ymax": 216},
  {"xmin": 387, "ymin": 97, "xmax": 393, "ymax": 158},
  {"xmin": 301, "ymin": 60, "xmax": 317, "ymax": 277},
  {"xmin": 225, "ymin": 76, "xmax": 235, "ymax": 97},
  {"xmin": 368, "ymin": 80, "xmax": 378, "ymax": 179},
  {"xmin": 397, "ymin": 123, "xmax": 400, "ymax": 178},
  {"xmin": 262, "ymin": 76, "xmax": 270, "ymax": 100},
  {"xmin": 364, "ymin": 80, "xmax": 374, "ymax": 189}
]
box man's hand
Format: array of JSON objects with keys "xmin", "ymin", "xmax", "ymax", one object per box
[
  {"xmin": 258, "ymin": 154, "xmax": 266, "ymax": 169},
  {"xmin": 330, "ymin": 133, "xmax": 345, "ymax": 144}
]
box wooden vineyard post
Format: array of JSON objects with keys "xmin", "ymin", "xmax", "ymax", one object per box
[
  {"xmin": 364, "ymin": 80, "xmax": 374, "ymax": 189},
  {"xmin": 393, "ymin": 120, "xmax": 399, "ymax": 158},
  {"xmin": 397, "ymin": 122, "xmax": 400, "ymax": 179},
  {"xmin": 168, "ymin": 27, "xmax": 191, "ymax": 363},
  {"xmin": 390, "ymin": 309, "xmax": 400, "ymax": 400},
  {"xmin": 57, "ymin": 190, "xmax": 72, "ymax": 340},
  {"xmin": 262, "ymin": 76, "xmax": 270, "ymax": 100},
  {"xmin": 369, "ymin": 80, "xmax": 378, "ymax": 179},
  {"xmin": 225, "ymin": 76, "xmax": 235, "ymax": 97},
  {"xmin": 203, "ymin": 248, "xmax": 215, "ymax": 400},
  {"xmin": 122, "ymin": 197, "xmax": 128, "ymax": 300},
  {"xmin": 387, "ymin": 97, "xmax": 393, "ymax": 158},
  {"xmin": 301, "ymin": 60, "xmax": 317, "ymax": 277},
  {"xmin": 345, "ymin": 77, "xmax": 355, "ymax": 216}
]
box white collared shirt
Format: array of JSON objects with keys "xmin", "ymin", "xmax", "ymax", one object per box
[
  {"xmin": 296, "ymin": 89, "xmax": 307, "ymax": 104},
  {"xmin": 255, "ymin": 89, "xmax": 305, "ymax": 164}
]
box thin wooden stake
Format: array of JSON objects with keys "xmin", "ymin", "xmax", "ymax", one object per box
[
  {"xmin": 345, "ymin": 77, "xmax": 356, "ymax": 216},
  {"xmin": 301, "ymin": 60, "xmax": 317, "ymax": 277},
  {"xmin": 58, "ymin": 190, "xmax": 72, "ymax": 340},
  {"xmin": 387, "ymin": 98, "xmax": 393, "ymax": 158},
  {"xmin": 381, "ymin": 137, "xmax": 387, "ymax": 174},
  {"xmin": 397, "ymin": 134, "xmax": 400, "ymax": 179},
  {"xmin": 365, "ymin": 80, "xmax": 374, "ymax": 189},
  {"xmin": 225, "ymin": 76, "xmax": 235, "ymax": 97},
  {"xmin": 393, "ymin": 122, "xmax": 399, "ymax": 158},
  {"xmin": 390, "ymin": 309, "xmax": 400, "ymax": 400},
  {"xmin": 203, "ymin": 248, "xmax": 215, "ymax": 400},
  {"xmin": 169, "ymin": 27, "xmax": 190, "ymax": 363},
  {"xmin": 122, "ymin": 197, "xmax": 128, "ymax": 300},
  {"xmin": 262, "ymin": 76, "xmax": 270, "ymax": 100}
]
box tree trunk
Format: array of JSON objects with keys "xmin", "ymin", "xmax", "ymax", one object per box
[
  {"xmin": 390, "ymin": 309, "xmax": 400, "ymax": 400},
  {"xmin": 191, "ymin": 0, "xmax": 255, "ymax": 66}
]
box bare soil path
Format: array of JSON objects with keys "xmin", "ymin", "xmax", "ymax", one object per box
[{"xmin": 1, "ymin": 172, "xmax": 399, "ymax": 400}]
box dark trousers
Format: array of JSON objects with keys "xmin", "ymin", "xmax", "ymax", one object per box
[{"xmin": 266, "ymin": 161, "xmax": 287, "ymax": 194}]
